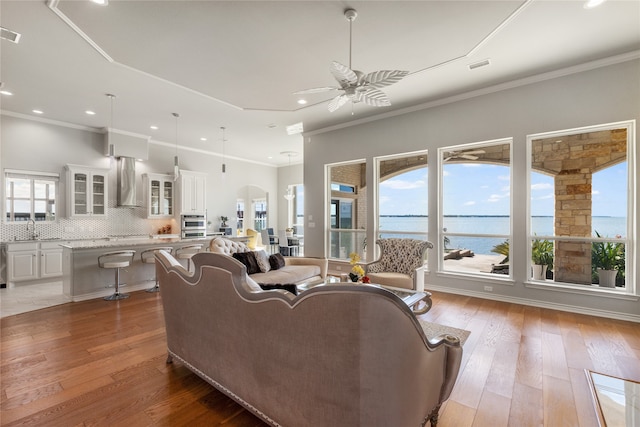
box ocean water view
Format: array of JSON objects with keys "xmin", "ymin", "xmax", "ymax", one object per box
[{"xmin": 379, "ymin": 216, "xmax": 627, "ymax": 255}]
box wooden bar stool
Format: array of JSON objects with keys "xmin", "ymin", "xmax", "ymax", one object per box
[
  {"xmin": 98, "ymin": 250, "xmax": 136, "ymax": 301},
  {"xmin": 141, "ymin": 247, "xmax": 173, "ymax": 292},
  {"xmin": 175, "ymin": 244, "xmax": 203, "ymax": 272}
]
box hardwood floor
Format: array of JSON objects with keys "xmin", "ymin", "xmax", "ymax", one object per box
[{"xmin": 1, "ymin": 290, "xmax": 639, "ymax": 426}]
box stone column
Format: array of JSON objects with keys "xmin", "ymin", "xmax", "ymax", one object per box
[{"xmin": 554, "ymin": 168, "xmax": 592, "ymax": 284}]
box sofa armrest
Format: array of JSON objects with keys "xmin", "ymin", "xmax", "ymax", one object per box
[{"xmin": 284, "ymin": 257, "xmax": 328, "ymax": 279}]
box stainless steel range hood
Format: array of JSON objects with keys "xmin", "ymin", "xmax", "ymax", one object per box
[{"xmin": 117, "ymin": 157, "xmax": 138, "ymax": 207}]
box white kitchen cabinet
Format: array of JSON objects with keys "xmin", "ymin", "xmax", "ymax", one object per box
[
  {"xmin": 40, "ymin": 244, "xmax": 64, "ymax": 278},
  {"xmin": 66, "ymin": 165, "xmax": 109, "ymax": 218},
  {"xmin": 178, "ymin": 170, "xmax": 206, "ymax": 214},
  {"xmin": 6, "ymin": 241, "xmax": 63, "ymax": 283},
  {"xmin": 143, "ymin": 173, "xmax": 174, "ymax": 218}
]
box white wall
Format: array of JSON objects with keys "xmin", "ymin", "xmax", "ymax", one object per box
[{"xmin": 303, "ymin": 58, "xmax": 640, "ymax": 321}]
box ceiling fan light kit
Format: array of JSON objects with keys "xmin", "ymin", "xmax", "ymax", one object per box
[{"xmin": 295, "ymin": 8, "xmax": 408, "ymax": 113}]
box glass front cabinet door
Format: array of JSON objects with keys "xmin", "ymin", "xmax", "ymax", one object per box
[
  {"xmin": 143, "ymin": 173, "xmax": 174, "ymax": 218},
  {"xmin": 66, "ymin": 165, "xmax": 109, "ymax": 218}
]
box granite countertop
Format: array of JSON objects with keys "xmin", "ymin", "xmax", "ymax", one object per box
[{"xmin": 60, "ymin": 236, "xmax": 210, "ymax": 249}]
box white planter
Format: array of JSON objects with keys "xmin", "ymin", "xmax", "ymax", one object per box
[
  {"xmin": 532, "ymin": 264, "xmax": 547, "ymax": 280},
  {"xmin": 597, "ymin": 268, "xmax": 617, "ymax": 288}
]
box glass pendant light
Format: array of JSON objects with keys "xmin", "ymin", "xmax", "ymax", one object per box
[
  {"xmin": 106, "ymin": 93, "xmax": 116, "ymax": 167},
  {"xmin": 282, "ymin": 151, "xmax": 296, "ymax": 200},
  {"xmin": 172, "ymin": 112, "xmax": 180, "ymax": 181},
  {"xmin": 220, "ymin": 126, "xmax": 227, "ymax": 179}
]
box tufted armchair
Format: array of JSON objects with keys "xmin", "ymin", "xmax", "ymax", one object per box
[{"xmin": 366, "ymin": 238, "xmax": 433, "ymax": 291}]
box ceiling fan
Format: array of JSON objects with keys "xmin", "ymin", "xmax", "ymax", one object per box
[
  {"xmin": 443, "ymin": 149, "xmax": 486, "ymax": 162},
  {"xmin": 294, "ymin": 8, "xmax": 408, "ymax": 113}
]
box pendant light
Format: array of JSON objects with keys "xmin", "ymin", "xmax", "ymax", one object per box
[
  {"xmin": 106, "ymin": 93, "xmax": 116, "ymax": 166},
  {"xmin": 220, "ymin": 126, "xmax": 227, "ymax": 179},
  {"xmin": 172, "ymin": 112, "xmax": 180, "ymax": 181},
  {"xmin": 282, "ymin": 151, "xmax": 296, "ymax": 201}
]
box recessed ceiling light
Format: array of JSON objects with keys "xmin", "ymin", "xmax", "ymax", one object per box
[
  {"xmin": 200, "ymin": 137, "xmax": 207, "ymax": 141},
  {"xmin": 584, "ymin": 0, "xmax": 605, "ymax": 9},
  {"xmin": 0, "ymin": 90, "xmax": 12, "ymax": 96},
  {"xmin": 150, "ymin": 125, "xmax": 158, "ymax": 130},
  {"xmin": 32, "ymin": 109, "xmax": 43, "ymax": 114},
  {"xmin": 297, "ymin": 99, "xmax": 308, "ymax": 105},
  {"xmin": 267, "ymin": 156, "xmax": 273, "ymax": 159},
  {"xmin": 90, "ymin": 0, "xmax": 109, "ymax": 5},
  {"xmin": 85, "ymin": 110, "xmax": 96, "ymax": 115}
]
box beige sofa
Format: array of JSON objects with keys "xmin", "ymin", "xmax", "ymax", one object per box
[
  {"xmin": 155, "ymin": 250, "xmax": 463, "ymax": 427},
  {"xmin": 209, "ymin": 236, "xmax": 326, "ymax": 285}
]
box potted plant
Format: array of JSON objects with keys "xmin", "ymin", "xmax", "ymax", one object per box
[
  {"xmin": 591, "ymin": 231, "xmax": 623, "ymax": 287},
  {"xmin": 531, "ymin": 238, "xmax": 553, "ymax": 280}
]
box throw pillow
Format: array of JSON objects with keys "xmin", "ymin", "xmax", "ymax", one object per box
[
  {"xmin": 254, "ymin": 250, "xmax": 271, "ymax": 273},
  {"xmin": 232, "ymin": 252, "xmax": 260, "ymax": 275},
  {"xmin": 269, "ymin": 253, "xmax": 286, "ymax": 270},
  {"xmin": 258, "ymin": 283, "xmax": 298, "ymax": 295}
]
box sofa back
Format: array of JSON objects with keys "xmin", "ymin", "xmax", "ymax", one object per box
[
  {"xmin": 209, "ymin": 236, "xmax": 250, "ymax": 255},
  {"xmin": 155, "ymin": 250, "xmax": 461, "ymax": 427}
]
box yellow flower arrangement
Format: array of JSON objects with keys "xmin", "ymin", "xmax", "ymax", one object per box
[{"xmin": 348, "ymin": 252, "xmax": 365, "ymax": 281}]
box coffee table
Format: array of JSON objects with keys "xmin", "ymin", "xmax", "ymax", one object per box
[{"xmin": 297, "ymin": 278, "xmax": 432, "ymax": 314}]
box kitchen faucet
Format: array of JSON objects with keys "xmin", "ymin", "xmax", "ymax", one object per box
[{"xmin": 26, "ymin": 219, "xmax": 38, "ymax": 240}]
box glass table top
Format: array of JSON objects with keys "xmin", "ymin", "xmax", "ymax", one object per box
[{"xmin": 586, "ymin": 370, "xmax": 640, "ymax": 426}]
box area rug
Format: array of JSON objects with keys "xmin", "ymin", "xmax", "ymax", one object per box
[{"xmin": 417, "ymin": 319, "xmax": 470, "ymax": 345}]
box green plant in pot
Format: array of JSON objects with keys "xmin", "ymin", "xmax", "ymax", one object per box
[
  {"xmin": 531, "ymin": 238, "xmax": 553, "ymax": 280},
  {"xmin": 591, "ymin": 231, "xmax": 623, "ymax": 287}
]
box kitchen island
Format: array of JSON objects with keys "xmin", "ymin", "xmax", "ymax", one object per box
[{"xmin": 61, "ymin": 236, "xmax": 210, "ymax": 301}]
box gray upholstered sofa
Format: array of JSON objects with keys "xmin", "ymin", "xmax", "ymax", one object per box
[
  {"xmin": 155, "ymin": 250, "xmax": 463, "ymax": 427},
  {"xmin": 209, "ymin": 236, "xmax": 327, "ymax": 285}
]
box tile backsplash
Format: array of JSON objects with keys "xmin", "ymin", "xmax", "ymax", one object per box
[{"xmin": 1, "ymin": 206, "xmax": 177, "ymax": 242}]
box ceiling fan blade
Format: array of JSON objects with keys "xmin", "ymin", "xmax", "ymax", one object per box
[
  {"xmin": 330, "ymin": 61, "xmax": 358, "ymax": 88},
  {"xmin": 364, "ymin": 70, "xmax": 409, "ymax": 89},
  {"xmin": 293, "ymin": 86, "xmax": 338, "ymax": 95},
  {"xmin": 459, "ymin": 154, "xmax": 479, "ymax": 160},
  {"xmin": 462, "ymin": 149, "xmax": 486, "ymax": 155},
  {"xmin": 328, "ymin": 94, "xmax": 349, "ymax": 112},
  {"xmin": 359, "ymin": 88, "xmax": 391, "ymax": 107}
]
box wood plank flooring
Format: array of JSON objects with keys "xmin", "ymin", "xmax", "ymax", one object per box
[{"xmin": 1, "ymin": 290, "xmax": 639, "ymax": 426}]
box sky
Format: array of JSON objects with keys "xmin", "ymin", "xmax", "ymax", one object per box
[{"xmin": 378, "ymin": 162, "xmax": 627, "ymax": 217}]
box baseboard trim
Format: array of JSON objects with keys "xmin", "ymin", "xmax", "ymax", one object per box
[{"xmin": 426, "ymin": 285, "xmax": 640, "ymax": 323}]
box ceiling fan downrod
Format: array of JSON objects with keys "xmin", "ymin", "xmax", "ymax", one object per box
[{"xmin": 345, "ymin": 8, "xmax": 357, "ymax": 70}]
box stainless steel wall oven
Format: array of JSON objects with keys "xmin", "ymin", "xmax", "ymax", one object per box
[{"xmin": 181, "ymin": 214, "xmax": 206, "ymax": 239}]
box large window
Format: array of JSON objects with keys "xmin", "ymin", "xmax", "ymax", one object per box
[
  {"xmin": 439, "ymin": 139, "xmax": 512, "ymax": 276},
  {"xmin": 527, "ymin": 121, "xmax": 635, "ymax": 292},
  {"xmin": 327, "ymin": 161, "xmax": 366, "ymax": 260},
  {"xmin": 5, "ymin": 170, "xmax": 58, "ymax": 222},
  {"xmin": 376, "ymin": 151, "xmax": 428, "ymax": 241}
]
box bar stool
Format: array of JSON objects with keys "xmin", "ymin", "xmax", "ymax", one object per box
[
  {"xmin": 175, "ymin": 244, "xmax": 203, "ymax": 272},
  {"xmin": 98, "ymin": 250, "xmax": 136, "ymax": 301},
  {"xmin": 141, "ymin": 247, "xmax": 173, "ymax": 292}
]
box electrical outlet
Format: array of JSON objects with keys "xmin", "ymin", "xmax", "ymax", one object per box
[{"xmin": 484, "ymin": 285, "xmax": 493, "ymax": 292}]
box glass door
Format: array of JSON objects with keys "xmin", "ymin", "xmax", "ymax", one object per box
[
  {"xmin": 163, "ymin": 180, "xmax": 173, "ymax": 215},
  {"xmin": 150, "ymin": 179, "xmax": 161, "ymax": 215},
  {"xmin": 92, "ymin": 174, "xmax": 105, "ymax": 215},
  {"xmin": 74, "ymin": 173, "xmax": 88, "ymax": 215}
]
